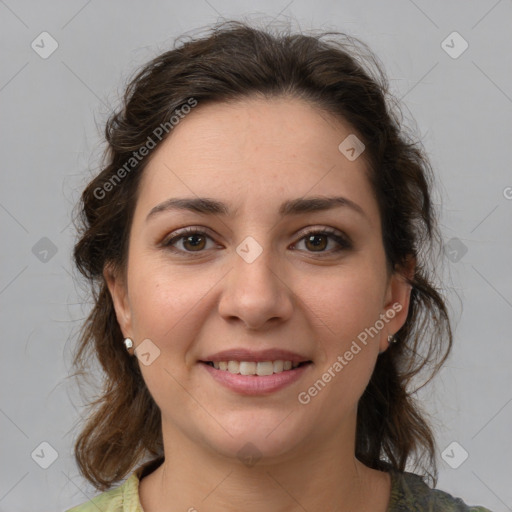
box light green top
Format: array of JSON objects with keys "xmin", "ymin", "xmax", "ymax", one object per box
[
  {"xmin": 67, "ymin": 460, "xmax": 493, "ymax": 511},
  {"xmin": 67, "ymin": 472, "xmax": 142, "ymax": 512}
]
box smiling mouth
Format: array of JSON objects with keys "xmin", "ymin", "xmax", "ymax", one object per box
[{"xmin": 201, "ymin": 360, "xmax": 312, "ymax": 376}]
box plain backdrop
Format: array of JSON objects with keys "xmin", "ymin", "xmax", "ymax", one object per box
[{"xmin": 1, "ymin": 1, "xmax": 511, "ymax": 511}]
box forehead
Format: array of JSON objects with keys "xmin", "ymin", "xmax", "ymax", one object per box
[{"xmin": 135, "ymin": 96, "xmax": 379, "ymax": 225}]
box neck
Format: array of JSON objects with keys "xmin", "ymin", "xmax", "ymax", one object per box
[{"xmin": 139, "ymin": 418, "xmax": 390, "ymax": 512}]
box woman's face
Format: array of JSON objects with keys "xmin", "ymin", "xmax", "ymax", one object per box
[{"xmin": 106, "ymin": 96, "xmax": 411, "ymax": 462}]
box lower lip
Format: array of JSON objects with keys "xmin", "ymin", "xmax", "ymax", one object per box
[{"xmin": 200, "ymin": 362, "xmax": 312, "ymax": 395}]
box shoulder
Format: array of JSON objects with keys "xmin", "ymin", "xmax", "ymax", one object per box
[
  {"xmin": 65, "ymin": 473, "xmax": 141, "ymax": 512},
  {"xmin": 388, "ymin": 470, "xmax": 493, "ymax": 512}
]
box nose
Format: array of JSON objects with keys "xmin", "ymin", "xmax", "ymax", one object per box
[{"xmin": 217, "ymin": 242, "xmax": 294, "ymax": 331}]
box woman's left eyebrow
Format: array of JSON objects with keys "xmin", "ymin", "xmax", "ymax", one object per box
[{"xmin": 146, "ymin": 196, "xmax": 368, "ymax": 222}]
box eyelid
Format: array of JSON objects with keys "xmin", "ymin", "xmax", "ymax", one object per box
[
  {"xmin": 161, "ymin": 225, "xmax": 352, "ymax": 255},
  {"xmin": 160, "ymin": 226, "xmax": 218, "ymax": 249},
  {"xmin": 292, "ymin": 226, "xmax": 352, "ymax": 253},
  {"xmin": 295, "ymin": 225, "xmax": 347, "ymax": 241}
]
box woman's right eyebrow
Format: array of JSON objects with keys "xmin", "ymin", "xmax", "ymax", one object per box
[{"xmin": 145, "ymin": 196, "xmax": 368, "ymax": 222}]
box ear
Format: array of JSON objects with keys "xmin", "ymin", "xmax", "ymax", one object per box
[
  {"xmin": 378, "ymin": 256, "xmax": 415, "ymax": 354},
  {"xmin": 103, "ymin": 262, "xmax": 132, "ymax": 338}
]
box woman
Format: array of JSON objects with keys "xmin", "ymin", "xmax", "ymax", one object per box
[{"xmin": 67, "ymin": 20, "xmax": 492, "ymax": 511}]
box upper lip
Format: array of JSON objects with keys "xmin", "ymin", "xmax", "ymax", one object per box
[{"xmin": 201, "ymin": 348, "xmax": 311, "ymax": 363}]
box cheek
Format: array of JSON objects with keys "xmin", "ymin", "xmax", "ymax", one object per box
[
  {"xmin": 127, "ymin": 257, "xmax": 217, "ymax": 357},
  {"xmin": 126, "ymin": 262, "xmax": 213, "ymax": 411},
  {"xmin": 301, "ymin": 263, "xmax": 387, "ymax": 342},
  {"xmin": 296, "ymin": 270, "xmax": 386, "ymax": 416}
]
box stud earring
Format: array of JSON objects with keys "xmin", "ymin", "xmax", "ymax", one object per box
[
  {"xmin": 124, "ymin": 338, "xmax": 134, "ymax": 352},
  {"xmin": 379, "ymin": 334, "xmax": 397, "ymax": 355}
]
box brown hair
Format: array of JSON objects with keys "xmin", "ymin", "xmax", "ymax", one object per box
[{"xmin": 71, "ymin": 19, "xmax": 452, "ymax": 491}]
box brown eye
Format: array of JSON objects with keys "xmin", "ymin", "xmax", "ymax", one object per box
[
  {"xmin": 182, "ymin": 234, "xmax": 207, "ymax": 251},
  {"xmin": 304, "ymin": 234, "xmax": 328, "ymax": 251},
  {"xmin": 294, "ymin": 228, "xmax": 352, "ymax": 255},
  {"xmin": 163, "ymin": 229, "xmax": 215, "ymax": 253}
]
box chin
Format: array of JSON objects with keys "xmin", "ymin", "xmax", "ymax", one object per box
[{"xmin": 194, "ymin": 410, "xmax": 311, "ymax": 464}]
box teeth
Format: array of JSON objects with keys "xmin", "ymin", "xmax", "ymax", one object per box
[
  {"xmin": 209, "ymin": 360, "xmax": 305, "ymax": 375},
  {"xmin": 273, "ymin": 360, "xmax": 284, "ymax": 372},
  {"xmin": 256, "ymin": 361, "xmax": 274, "ymax": 376},
  {"xmin": 227, "ymin": 361, "xmax": 239, "ymax": 374},
  {"xmin": 239, "ymin": 361, "xmax": 257, "ymax": 375}
]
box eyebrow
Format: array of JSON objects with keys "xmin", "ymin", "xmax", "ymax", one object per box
[{"xmin": 146, "ymin": 195, "xmax": 368, "ymax": 222}]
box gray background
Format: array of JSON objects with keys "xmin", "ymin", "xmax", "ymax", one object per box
[{"xmin": 1, "ymin": 1, "xmax": 511, "ymax": 510}]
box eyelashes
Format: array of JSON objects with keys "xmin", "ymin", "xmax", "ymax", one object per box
[
  {"xmin": 291, "ymin": 227, "xmax": 352, "ymax": 254},
  {"xmin": 161, "ymin": 226, "xmax": 352, "ymax": 257},
  {"xmin": 162, "ymin": 227, "xmax": 218, "ymax": 253}
]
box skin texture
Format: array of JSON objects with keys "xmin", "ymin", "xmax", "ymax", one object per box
[{"xmin": 105, "ymin": 96, "xmax": 413, "ymax": 511}]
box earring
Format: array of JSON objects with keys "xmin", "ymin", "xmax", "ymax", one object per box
[
  {"xmin": 379, "ymin": 334, "xmax": 397, "ymax": 355},
  {"xmin": 124, "ymin": 338, "xmax": 134, "ymax": 352}
]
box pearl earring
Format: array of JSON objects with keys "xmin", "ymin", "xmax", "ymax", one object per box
[
  {"xmin": 124, "ymin": 338, "xmax": 134, "ymax": 351},
  {"xmin": 379, "ymin": 334, "xmax": 397, "ymax": 355}
]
